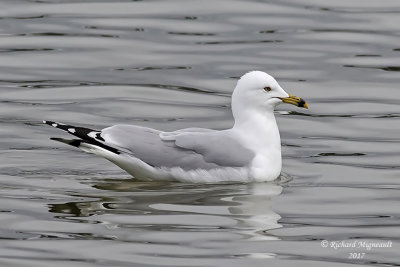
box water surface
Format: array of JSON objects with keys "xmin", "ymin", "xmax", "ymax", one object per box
[{"xmin": 0, "ymin": 0, "xmax": 399, "ymax": 266}]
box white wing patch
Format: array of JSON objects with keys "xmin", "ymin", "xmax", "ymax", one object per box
[{"xmin": 88, "ymin": 131, "xmax": 99, "ymax": 139}]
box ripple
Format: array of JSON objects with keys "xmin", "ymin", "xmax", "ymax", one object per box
[
  {"xmin": 196, "ymin": 39, "xmax": 283, "ymax": 45},
  {"xmin": 15, "ymin": 31, "xmax": 119, "ymax": 38},
  {"xmin": 113, "ymin": 66, "xmax": 192, "ymax": 71},
  {"xmin": 0, "ymin": 48, "xmax": 55, "ymax": 53},
  {"xmin": 344, "ymin": 64, "xmax": 400, "ymax": 72}
]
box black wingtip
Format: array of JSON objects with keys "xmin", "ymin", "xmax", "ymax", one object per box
[
  {"xmin": 43, "ymin": 120, "xmax": 64, "ymax": 127},
  {"xmin": 43, "ymin": 121, "xmax": 99, "ymax": 139},
  {"xmin": 44, "ymin": 121, "xmax": 120, "ymax": 155},
  {"xmin": 50, "ymin": 137, "xmax": 82, "ymax": 148}
]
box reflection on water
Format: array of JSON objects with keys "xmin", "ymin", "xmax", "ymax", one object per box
[
  {"xmin": 18, "ymin": 179, "xmax": 285, "ymax": 264},
  {"xmin": 0, "ymin": 0, "xmax": 399, "ymax": 266},
  {"xmin": 49, "ymin": 180, "xmax": 283, "ymax": 243}
]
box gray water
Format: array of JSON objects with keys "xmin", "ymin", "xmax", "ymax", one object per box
[{"xmin": 0, "ymin": 0, "xmax": 399, "ymax": 266}]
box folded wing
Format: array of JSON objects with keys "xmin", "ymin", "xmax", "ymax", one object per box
[{"xmin": 101, "ymin": 125, "xmax": 255, "ymax": 170}]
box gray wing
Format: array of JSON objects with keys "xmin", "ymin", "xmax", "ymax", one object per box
[
  {"xmin": 101, "ymin": 125, "xmax": 255, "ymax": 170},
  {"xmin": 173, "ymin": 131, "xmax": 255, "ymax": 167}
]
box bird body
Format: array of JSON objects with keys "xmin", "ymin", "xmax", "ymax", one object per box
[{"xmin": 44, "ymin": 71, "xmax": 308, "ymax": 183}]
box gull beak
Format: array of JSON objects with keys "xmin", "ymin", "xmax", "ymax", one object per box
[{"xmin": 279, "ymin": 94, "xmax": 308, "ymax": 109}]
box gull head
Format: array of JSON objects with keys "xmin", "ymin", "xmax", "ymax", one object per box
[{"xmin": 232, "ymin": 71, "xmax": 308, "ymax": 113}]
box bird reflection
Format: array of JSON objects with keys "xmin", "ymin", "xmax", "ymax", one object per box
[
  {"xmin": 229, "ymin": 182, "xmax": 282, "ymax": 240},
  {"xmin": 48, "ymin": 177, "xmax": 284, "ymax": 241}
]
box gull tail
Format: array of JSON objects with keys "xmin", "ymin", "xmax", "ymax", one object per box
[{"xmin": 43, "ymin": 120, "xmax": 120, "ymax": 154}]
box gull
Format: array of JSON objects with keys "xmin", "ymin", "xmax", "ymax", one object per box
[{"xmin": 43, "ymin": 71, "xmax": 308, "ymax": 183}]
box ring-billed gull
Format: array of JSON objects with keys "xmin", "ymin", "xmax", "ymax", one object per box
[{"xmin": 43, "ymin": 71, "xmax": 308, "ymax": 183}]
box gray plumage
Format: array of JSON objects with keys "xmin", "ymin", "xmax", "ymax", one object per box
[{"xmin": 101, "ymin": 125, "xmax": 255, "ymax": 170}]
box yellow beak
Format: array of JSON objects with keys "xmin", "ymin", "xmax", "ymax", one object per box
[{"xmin": 279, "ymin": 94, "xmax": 308, "ymax": 109}]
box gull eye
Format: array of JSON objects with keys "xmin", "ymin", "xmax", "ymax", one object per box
[{"xmin": 264, "ymin": 86, "xmax": 272, "ymax": 92}]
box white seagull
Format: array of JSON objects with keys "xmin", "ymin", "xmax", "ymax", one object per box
[{"xmin": 43, "ymin": 71, "xmax": 308, "ymax": 183}]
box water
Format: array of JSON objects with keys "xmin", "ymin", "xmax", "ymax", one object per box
[{"xmin": 0, "ymin": 0, "xmax": 399, "ymax": 266}]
